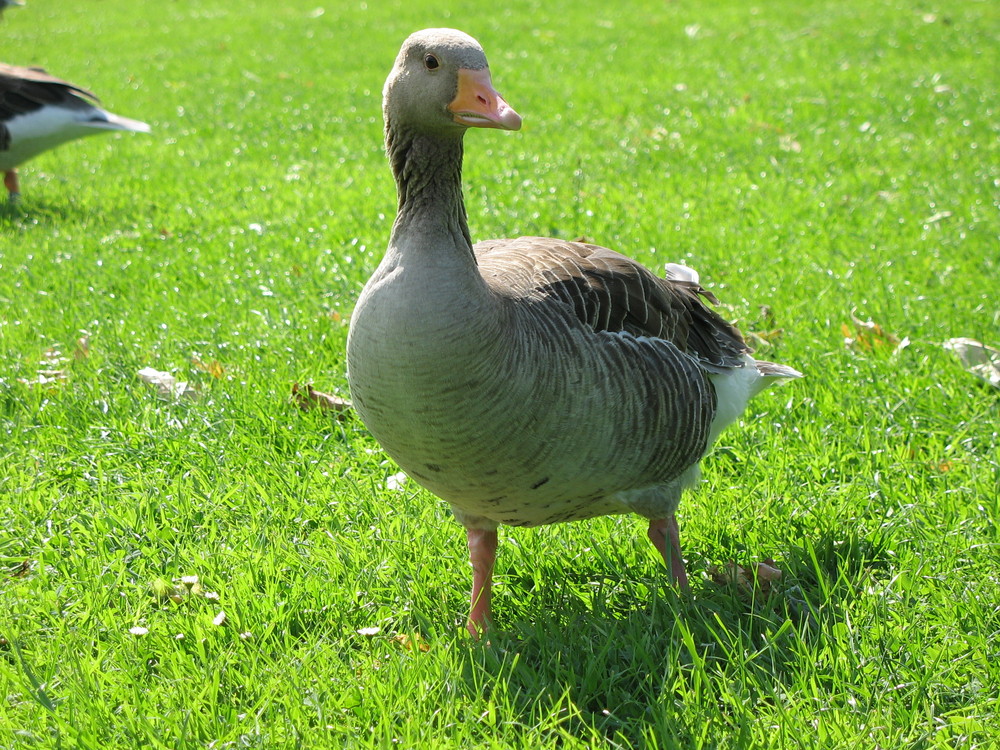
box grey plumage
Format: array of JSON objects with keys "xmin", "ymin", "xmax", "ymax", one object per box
[{"xmin": 346, "ymin": 28, "xmax": 801, "ymax": 635}]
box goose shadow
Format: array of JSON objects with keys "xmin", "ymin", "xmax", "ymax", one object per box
[
  {"xmin": 1, "ymin": 198, "xmax": 82, "ymax": 223},
  {"xmin": 447, "ymin": 526, "xmax": 892, "ymax": 744}
]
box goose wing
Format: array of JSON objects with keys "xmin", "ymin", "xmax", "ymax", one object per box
[
  {"xmin": 0, "ymin": 64, "xmax": 99, "ymax": 121},
  {"xmin": 474, "ymin": 236, "xmax": 750, "ymax": 372}
]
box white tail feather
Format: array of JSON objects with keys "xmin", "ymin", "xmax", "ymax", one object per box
[
  {"xmin": 706, "ymin": 355, "xmax": 801, "ymax": 444},
  {"xmin": 83, "ymin": 112, "xmax": 151, "ymax": 133}
]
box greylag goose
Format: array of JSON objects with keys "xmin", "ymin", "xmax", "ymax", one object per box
[
  {"xmin": 0, "ymin": 63, "xmax": 150, "ymax": 202},
  {"xmin": 346, "ymin": 28, "xmax": 801, "ymax": 637}
]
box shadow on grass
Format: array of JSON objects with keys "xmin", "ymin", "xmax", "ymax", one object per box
[
  {"xmin": 450, "ymin": 525, "xmax": 893, "ymax": 746},
  {"xmin": 0, "ymin": 199, "xmax": 80, "ymax": 223}
]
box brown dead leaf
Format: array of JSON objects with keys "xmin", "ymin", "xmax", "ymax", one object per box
[
  {"xmin": 291, "ymin": 383, "xmax": 353, "ymax": 417},
  {"xmin": 756, "ymin": 559, "xmax": 783, "ymax": 583},
  {"xmin": 746, "ymin": 305, "xmax": 783, "ymax": 347},
  {"xmin": 708, "ymin": 559, "xmax": 783, "ymax": 595},
  {"xmin": 393, "ymin": 633, "xmax": 430, "ymax": 653},
  {"xmin": 752, "ymin": 120, "xmax": 784, "ymax": 133},
  {"xmin": 747, "ymin": 328, "xmax": 785, "ymax": 349},
  {"xmin": 192, "ymin": 356, "xmax": 225, "ymax": 379},
  {"xmin": 74, "ymin": 335, "xmax": 90, "ymax": 361},
  {"xmin": 8, "ymin": 560, "xmax": 31, "ymax": 579},
  {"xmin": 842, "ymin": 315, "xmax": 909, "ymax": 354}
]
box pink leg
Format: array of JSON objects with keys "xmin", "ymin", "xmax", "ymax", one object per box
[
  {"xmin": 4, "ymin": 170, "xmax": 20, "ymax": 202},
  {"xmin": 647, "ymin": 517, "xmax": 689, "ymax": 590},
  {"xmin": 466, "ymin": 527, "xmax": 498, "ymax": 638}
]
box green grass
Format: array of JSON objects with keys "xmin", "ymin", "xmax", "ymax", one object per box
[{"xmin": 1, "ymin": 0, "xmax": 998, "ymax": 747}]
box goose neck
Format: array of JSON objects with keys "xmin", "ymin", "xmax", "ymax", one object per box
[{"xmin": 386, "ymin": 124, "xmax": 474, "ymax": 256}]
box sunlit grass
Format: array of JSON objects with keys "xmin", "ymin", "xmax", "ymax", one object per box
[{"xmin": 1, "ymin": 0, "xmax": 997, "ymax": 747}]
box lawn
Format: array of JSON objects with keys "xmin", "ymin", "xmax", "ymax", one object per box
[{"xmin": 1, "ymin": 0, "xmax": 998, "ymax": 747}]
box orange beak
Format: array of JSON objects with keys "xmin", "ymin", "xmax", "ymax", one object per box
[{"xmin": 448, "ymin": 68, "xmax": 522, "ymax": 131}]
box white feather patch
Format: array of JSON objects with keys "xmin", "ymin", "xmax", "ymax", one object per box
[
  {"xmin": 1, "ymin": 105, "xmax": 149, "ymax": 171},
  {"xmin": 705, "ymin": 355, "xmax": 765, "ymax": 444},
  {"xmin": 664, "ymin": 263, "xmax": 700, "ymax": 284}
]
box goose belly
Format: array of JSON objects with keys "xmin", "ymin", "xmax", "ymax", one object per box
[
  {"xmin": 347, "ymin": 295, "xmax": 717, "ymax": 528},
  {"xmin": 3, "ymin": 111, "xmax": 91, "ymax": 170}
]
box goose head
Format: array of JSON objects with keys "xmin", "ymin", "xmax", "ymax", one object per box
[{"xmin": 383, "ymin": 28, "xmax": 522, "ymax": 138}]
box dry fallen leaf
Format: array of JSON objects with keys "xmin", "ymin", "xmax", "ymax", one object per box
[
  {"xmin": 74, "ymin": 335, "xmax": 90, "ymax": 361},
  {"xmin": 842, "ymin": 315, "xmax": 909, "ymax": 354},
  {"xmin": 18, "ymin": 346, "xmax": 72, "ymax": 389},
  {"xmin": 291, "ymin": 382, "xmax": 353, "ymax": 417},
  {"xmin": 707, "ymin": 559, "xmax": 783, "ymax": 595},
  {"xmin": 137, "ymin": 367, "xmax": 198, "ymax": 400},
  {"xmin": 747, "ymin": 328, "xmax": 785, "ymax": 349},
  {"xmin": 393, "ymin": 633, "xmax": 430, "ymax": 652},
  {"xmin": 17, "ymin": 370, "xmax": 68, "ymax": 388},
  {"xmin": 192, "ymin": 356, "xmax": 225, "ymax": 379},
  {"xmin": 943, "ymin": 338, "xmax": 1000, "ymax": 389},
  {"xmin": 922, "ymin": 210, "xmax": 952, "ymax": 225},
  {"xmin": 8, "ymin": 560, "xmax": 31, "ymax": 579},
  {"xmin": 39, "ymin": 347, "xmax": 67, "ymax": 369}
]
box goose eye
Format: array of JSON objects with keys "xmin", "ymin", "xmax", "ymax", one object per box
[{"xmin": 423, "ymin": 54, "xmax": 440, "ymax": 70}]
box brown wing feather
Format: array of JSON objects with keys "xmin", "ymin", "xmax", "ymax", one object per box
[
  {"xmin": 474, "ymin": 236, "xmax": 749, "ymax": 371},
  {"xmin": 0, "ymin": 64, "xmax": 98, "ymax": 122}
]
